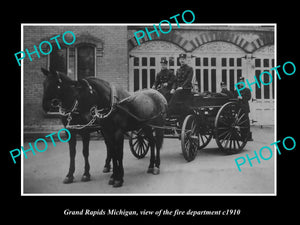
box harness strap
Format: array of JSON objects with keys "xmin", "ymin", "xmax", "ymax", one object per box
[{"xmin": 115, "ymin": 104, "xmax": 165, "ymax": 124}]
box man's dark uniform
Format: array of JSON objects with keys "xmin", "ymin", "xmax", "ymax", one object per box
[
  {"xmin": 233, "ymin": 88, "xmax": 251, "ymax": 113},
  {"xmin": 168, "ymin": 54, "xmax": 193, "ymax": 116},
  {"xmin": 234, "ymin": 78, "xmax": 252, "ymax": 140},
  {"xmin": 220, "ymin": 82, "xmax": 234, "ymax": 98},
  {"xmin": 152, "ymin": 60, "xmax": 175, "ymax": 102},
  {"xmin": 172, "ymin": 64, "xmax": 193, "ymax": 90}
]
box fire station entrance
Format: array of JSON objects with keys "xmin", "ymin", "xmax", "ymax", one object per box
[{"xmin": 129, "ymin": 40, "xmax": 274, "ymax": 126}]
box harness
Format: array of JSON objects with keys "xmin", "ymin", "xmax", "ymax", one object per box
[
  {"xmin": 62, "ymin": 80, "xmax": 119, "ymax": 130},
  {"xmin": 60, "ymin": 79, "xmax": 165, "ymax": 130}
]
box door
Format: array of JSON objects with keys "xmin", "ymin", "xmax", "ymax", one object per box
[
  {"xmin": 129, "ymin": 41, "xmax": 183, "ymax": 92},
  {"xmin": 249, "ymin": 46, "xmax": 275, "ymax": 126}
]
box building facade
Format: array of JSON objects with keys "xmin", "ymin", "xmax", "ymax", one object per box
[{"xmin": 23, "ymin": 25, "xmax": 275, "ymax": 134}]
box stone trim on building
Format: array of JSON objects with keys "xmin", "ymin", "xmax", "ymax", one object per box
[{"xmin": 128, "ymin": 29, "xmax": 274, "ymax": 53}]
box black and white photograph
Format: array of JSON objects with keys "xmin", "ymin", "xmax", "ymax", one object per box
[
  {"xmin": 3, "ymin": 5, "xmax": 298, "ymax": 224},
  {"xmin": 21, "ymin": 24, "xmax": 276, "ymax": 195}
]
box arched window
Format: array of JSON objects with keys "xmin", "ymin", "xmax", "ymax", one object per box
[
  {"xmin": 49, "ymin": 47, "xmax": 68, "ymax": 74},
  {"xmin": 76, "ymin": 44, "xmax": 96, "ymax": 80}
]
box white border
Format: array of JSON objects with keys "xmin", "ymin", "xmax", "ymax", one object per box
[{"xmin": 21, "ymin": 23, "xmax": 277, "ymax": 196}]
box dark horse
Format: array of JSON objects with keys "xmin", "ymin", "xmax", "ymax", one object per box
[
  {"xmin": 41, "ymin": 68, "xmax": 167, "ymax": 187},
  {"xmin": 76, "ymin": 77, "xmax": 167, "ymax": 187},
  {"xmin": 41, "ymin": 68, "xmax": 113, "ymax": 184}
]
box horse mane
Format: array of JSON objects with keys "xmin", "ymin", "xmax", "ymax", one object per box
[
  {"xmin": 84, "ymin": 77, "xmax": 130, "ymax": 106},
  {"xmin": 56, "ymin": 71, "xmax": 76, "ymax": 85}
]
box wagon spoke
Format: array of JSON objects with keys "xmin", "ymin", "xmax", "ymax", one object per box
[
  {"xmin": 131, "ymin": 135, "xmax": 138, "ymax": 140},
  {"xmin": 218, "ymin": 117, "xmax": 231, "ymax": 126},
  {"xmin": 224, "ymin": 132, "xmax": 233, "ymax": 149},
  {"xmin": 218, "ymin": 129, "xmax": 231, "ymax": 139},
  {"xmin": 132, "ymin": 138, "xmax": 139, "ymax": 147},
  {"xmin": 238, "ymin": 119, "xmax": 248, "ymax": 126},
  {"xmin": 139, "ymin": 141, "xmax": 144, "ymax": 154},
  {"xmin": 236, "ymin": 112, "xmax": 245, "ymax": 124},
  {"xmin": 199, "ymin": 134, "xmax": 205, "ymax": 145},
  {"xmin": 220, "ymin": 131, "xmax": 231, "ymax": 145},
  {"xmin": 140, "ymin": 140, "xmax": 146, "ymax": 153},
  {"xmin": 236, "ymin": 139, "xmax": 241, "ymax": 149}
]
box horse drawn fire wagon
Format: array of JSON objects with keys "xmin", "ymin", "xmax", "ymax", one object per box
[{"xmin": 129, "ymin": 92, "xmax": 252, "ymax": 162}]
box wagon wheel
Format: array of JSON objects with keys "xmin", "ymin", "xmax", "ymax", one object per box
[
  {"xmin": 181, "ymin": 115, "xmax": 199, "ymax": 162},
  {"xmin": 215, "ymin": 102, "xmax": 250, "ymax": 154},
  {"xmin": 129, "ymin": 129, "xmax": 150, "ymax": 159},
  {"xmin": 197, "ymin": 128, "xmax": 213, "ymax": 150}
]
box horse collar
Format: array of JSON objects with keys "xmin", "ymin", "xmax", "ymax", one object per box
[{"xmin": 81, "ymin": 79, "xmax": 94, "ymax": 94}]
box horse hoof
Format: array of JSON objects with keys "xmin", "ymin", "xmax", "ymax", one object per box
[
  {"xmin": 103, "ymin": 167, "xmax": 111, "ymax": 173},
  {"xmin": 147, "ymin": 167, "xmax": 154, "ymax": 174},
  {"xmin": 81, "ymin": 175, "xmax": 91, "ymax": 182},
  {"xmin": 113, "ymin": 180, "xmax": 123, "ymax": 188},
  {"xmin": 152, "ymin": 167, "xmax": 160, "ymax": 175},
  {"xmin": 63, "ymin": 176, "xmax": 74, "ymax": 184},
  {"xmin": 108, "ymin": 177, "xmax": 114, "ymax": 185}
]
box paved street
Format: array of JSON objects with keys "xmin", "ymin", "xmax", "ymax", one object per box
[{"xmin": 23, "ymin": 126, "xmax": 275, "ymax": 195}]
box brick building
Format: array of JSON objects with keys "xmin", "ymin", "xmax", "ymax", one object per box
[{"xmin": 23, "ymin": 24, "xmax": 275, "ymax": 135}]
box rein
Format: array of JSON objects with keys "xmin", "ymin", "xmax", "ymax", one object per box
[
  {"xmin": 57, "ymin": 99, "xmax": 99, "ymax": 130},
  {"xmin": 63, "ymin": 79, "xmax": 118, "ymax": 130}
]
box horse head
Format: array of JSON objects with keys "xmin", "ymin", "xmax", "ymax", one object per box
[{"xmin": 41, "ymin": 67, "xmax": 78, "ymax": 113}]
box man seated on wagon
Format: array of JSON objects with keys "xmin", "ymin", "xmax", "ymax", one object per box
[
  {"xmin": 167, "ymin": 53, "xmax": 193, "ymax": 116},
  {"xmin": 152, "ymin": 57, "xmax": 175, "ymax": 102},
  {"xmin": 220, "ymin": 81, "xmax": 234, "ymax": 98}
]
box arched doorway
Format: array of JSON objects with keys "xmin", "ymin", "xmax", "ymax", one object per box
[
  {"xmin": 191, "ymin": 41, "xmax": 247, "ymax": 93},
  {"xmin": 129, "ymin": 40, "xmax": 184, "ymax": 92}
]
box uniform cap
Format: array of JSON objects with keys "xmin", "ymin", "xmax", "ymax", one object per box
[
  {"xmin": 238, "ymin": 76, "xmax": 245, "ymax": 82},
  {"xmin": 160, "ymin": 57, "xmax": 168, "ymax": 64},
  {"xmin": 179, "ymin": 53, "xmax": 187, "ymax": 59}
]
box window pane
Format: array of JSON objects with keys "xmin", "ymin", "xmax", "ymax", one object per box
[
  {"xmin": 142, "ymin": 57, "xmax": 147, "ymax": 66},
  {"xmin": 204, "ymin": 69, "xmax": 208, "ymax": 91},
  {"xmin": 263, "ymin": 59, "xmax": 269, "ymax": 67},
  {"xmin": 50, "ymin": 48, "xmax": 67, "ymax": 74},
  {"xmin": 142, "ymin": 69, "xmax": 147, "ymax": 88},
  {"xmin": 203, "ymin": 57, "xmax": 208, "ymax": 66},
  {"xmin": 169, "ymin": 57, "xmax": 174, "ymax": 66},
  {"xmin": 150, "ymin": 57, "xmax": 155, "ymax": 66},
  {"xmin": 229, "ymin": 58, "xmax": 234, "ymax": 67},
  {"xmin": 211, "ymin": 58, "xmax": 216, "ymax": 67},
  {"xmin": 77, "ymin": 45, "xmax": 95, "ymax": 80},
  {"xmin": 134, "ymin": 69, "xmax": 139, "ymax": 91},
  {"xmin": 263, "ymin": 70, "xmax": 270, "ymax": 99},
  {"xmin": 255, "ymin": 59, "xmax": 261, "ymax": 67},
  {"xmin": 272, "ymin": 70, "xmax": 274, "ymax": 99},
  {"xmin": 222, "ymin": 69, "xmax": 227, "ymax": 83},
  {"xmin": 150, "ymin": 69, "xmax": 156, "ymax": 87},
  {"xmin": 195, "ymin": 57, "xmax": 201, "ymax": 66},
  {"xmin": 229, "ymin": 69, "xmax": 234, "ymax": 91},
  {"xmin": 255, "ymin": 70, "xmax": 261, "ymax": 99},
  {"xmin": 196, "ymin": 69, "xmax": 201, "ymax": 92},
  {"xmin": 134, "ymin": 57, "xmax": 139, "ymax": 66},
  {"xmin": 211, "ymin": 69, "xmax": 216, "ymax": 92},
  {"xmin": 237, "ymin": 58, "xmax": 242, "ymax": 67},
  {"xmin": 222, "ymin": 58, "xmax": 226, "ymax": 67}
]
